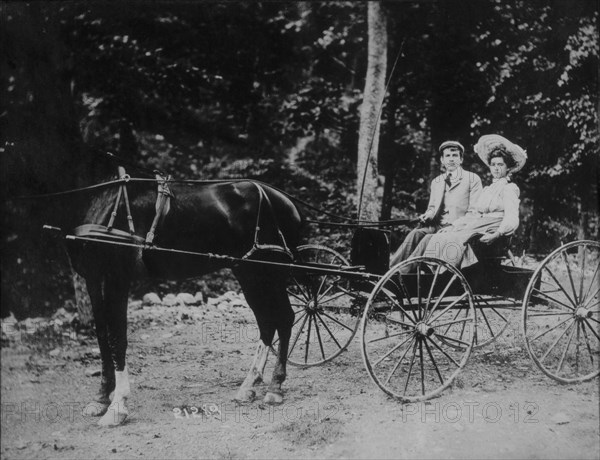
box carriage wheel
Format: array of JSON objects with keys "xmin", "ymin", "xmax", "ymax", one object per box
[
  {"xmin": 361, "ymin": 257, "xmax": 475, "ymax": 402},
  {"xmin": 522, "ymin": 240, "xmax": 600, "ymax": 383},
  {"xmin": 283, "ymin": 244, "xmax": 362, "ymax": 367}
]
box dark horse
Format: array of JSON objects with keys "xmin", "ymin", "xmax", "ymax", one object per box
[{"xmin": 65, "ymin": 169, "xmax": 302, "ymax": 426}]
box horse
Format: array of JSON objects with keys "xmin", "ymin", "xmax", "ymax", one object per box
[{"xmin": 65, "ymin": 168, "xmax": 303, "ymax": 426}]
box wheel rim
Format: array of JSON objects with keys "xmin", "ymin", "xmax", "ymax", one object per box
[
  {"xmin": 283, "ymin": 244, "xmax": 362, "ymax": 367},
  {"xmin": 361, "ymin": 257, "xmax": 475, "ymax": 402},
  {"xmin": 522, "ymin": 240, "xmax": 600, "ymax": 383}
]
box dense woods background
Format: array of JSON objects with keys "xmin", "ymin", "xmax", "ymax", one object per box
[{"xmin": 1, "ymin": 1, "xmax": 598, "ymax": 319}]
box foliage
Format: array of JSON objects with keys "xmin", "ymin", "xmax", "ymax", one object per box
[{"xmin": 0, "ymin": 1, "xmax": 597, "ymax": 318}]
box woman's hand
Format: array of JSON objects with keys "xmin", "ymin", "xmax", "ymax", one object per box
[{"xmin": 479, "ymin": 231, "xmax": 501, "ymax": 244}]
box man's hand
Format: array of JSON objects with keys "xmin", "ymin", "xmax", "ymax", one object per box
[
  {"xmin": 480, "ymin": 230, "xmax": 501, "ymax": 244},
  {"xmin": 418, "ymin": 213, "xmax": 430, "ymax": 223}
]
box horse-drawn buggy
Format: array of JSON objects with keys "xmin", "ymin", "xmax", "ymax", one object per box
[{"xmin": 44, "ymin": 165, "xmax": 599, "ymax": 425}]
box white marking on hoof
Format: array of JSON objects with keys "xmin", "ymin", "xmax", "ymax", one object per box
[
  {"xmin": 234, "ymin": 389, "xmax": 256, "ymax": 403},
  {"xmin": 263, "ymin": 391, "xmax": 283, "ymax": 405},
  {"xmin": 98, "ymin": 401, "xmax": 128, "ymax": 427},
  {"xmin": 83, "ymin": 401, "xmax": 109, "ymax": 417}
]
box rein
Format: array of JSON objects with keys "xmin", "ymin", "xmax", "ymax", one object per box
[{"xmin": 11, "ymin": 175, "xmax": 414, "ymax": 230}]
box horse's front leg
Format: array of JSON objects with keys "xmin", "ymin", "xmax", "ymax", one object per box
[
  {"xmin": 98, "ymin": 275, "xmax": 131, "ymax": 427},
  {"xmin": 235, "ymin": 341, "xmax": 270, "ymax": 402},
  {"xmin": 83, "ymin": 276, "xmax": 114, "ymax": 417}
]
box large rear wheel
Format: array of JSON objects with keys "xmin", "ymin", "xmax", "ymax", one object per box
[
  {"xmin": 522, "ymin": 240, "xmax": 600, "ymax": 383},
  {"xmin": 361, "ymin": 257, "xmax": 475, "ymax": 402}
]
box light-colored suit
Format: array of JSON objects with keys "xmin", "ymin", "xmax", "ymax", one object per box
[
  {"xmin": 390, "ymin": 167, "xmax": 482, "ymax": 266},
  {"xmin": 423, "ymin": 169, "xmax": 482, "ymax": 225}
]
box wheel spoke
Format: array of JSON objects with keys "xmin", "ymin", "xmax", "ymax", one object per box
[
  {"xmin": 578, "ymin": 248, "xmax": 587, "ymax": 304},
  {"xmin": 527, "ymin": 311, "xmax": 573, "ymax": 317},
  {"xmin": 561, "ymin": 250, "xmax": 579, "ymax": 304},
  {"xmin": 316, "ymin": 282, "xmax": 334, "ymax": 303},
  {"xmin": 532, "ymin": 287, "xmax": 575, "ymax": 311},
  {"xmin": 435, "ymin": 315, "xmax": 472, "ymax": 329},
  {"xmin": 384, "ymin": 336, "xmax": 416, "ymax": 385},
  {"xmin": 314, "ymin": 312, "xmax": 343, "ymax": 350},
  {"xmin": 288, "ymin": 313, "xmax": 309, "ymax": 357},
  {"xmin": 428, "ymin": 336, "xmax": 461, "ymax": 367},
  {"xmin": 379, "ymin": 286, "xmax": 417, "ymax": 325},
  {"xmin": 581, "ymin": 260, "xmax": 600, "ymax": 306},
  {"xmin": 424, "ymin": 265, "xmax": 442, "ymax": 321},
  {"xmin": 582, "ymin": 318, "xmax": 600, "ymax": 341},
  {"xmin": 321, "ymin": 311, "xmax": 355, "ymax": 332},
  {"xmin": 544, "ymin": 266, "xmax": 578, "ymax": 309},
  {"xmin": 433, "ymin": 332, "xmax": 471, "ymax": 348},
  {"xmin": 540, "ymin": 320, "xmax": 575, "ymax": 363},
  {"xmin": 426, "ymin": 274, "xmax": 458, "ymax": 320},
  {"xmin": 580, "ymin": 322, "xmax": 596, "ymax": 365},
  {"xmin": 423, "ymin": 337, "xmax": 445, "ymax": 385},
  {"xmin": 403, "ymin": 340, "xmax": 419, "ymax": 395},
  {"xmin": 374, "ymin": 333, "xmax": 415, "ymax": 367},
  {"xmin": 429, "ymin": 292, "xmax": 468, "ymax": 324},
  {"xmin": 416, "ymin": 264, "xmax": 422, "ymax": 320},
  {"xmin": 530, "ymin": 315, "xmax": 573, "ymax": 342},
  {"xmin": 304, "ymin": 314, "xmax": 313, "ymax": 364},
  {"xmin": 312, "ymin": 313, "xmax": 326, "ymax": 361},
  {"xmin": 419, "ymin": 339, "xmax": 425, "ymax": 395},
  {"xmin": 581, "ymin": 287, "xmax": 600, "ymax": 310},
  {"xmin": 556, "ymin": 321, "xmax": 577, "ymax": 374}
]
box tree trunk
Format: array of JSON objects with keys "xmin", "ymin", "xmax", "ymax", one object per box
[{"xmin": 356, "ymin": 1, "xmax": 387, "ymax": 222}]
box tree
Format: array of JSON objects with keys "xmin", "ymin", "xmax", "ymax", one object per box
[{"xmin": 356, "ymin": 1, "xmax": 387, "ymax": 222}]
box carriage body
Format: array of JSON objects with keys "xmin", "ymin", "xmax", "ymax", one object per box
[{"xmin": 286, "ymin": 226, "xmax": 599, "ymax": 402}]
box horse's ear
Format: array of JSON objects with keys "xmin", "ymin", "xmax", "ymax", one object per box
[{"xmin": 118, "ymin": 119, "xmax": 138, "ymax": 164}]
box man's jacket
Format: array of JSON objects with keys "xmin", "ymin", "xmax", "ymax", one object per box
[{"xmin": 423, "ymin": 168, "xmax": 483, "ymax": 225}]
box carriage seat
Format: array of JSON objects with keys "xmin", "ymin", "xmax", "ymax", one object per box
[{"xmin": 465, "ymin": 233, "xmax": 512, "ymax": 266}]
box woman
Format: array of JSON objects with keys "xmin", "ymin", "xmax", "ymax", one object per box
[{"xmin": 403, "ymin": 134, "xmax": 527, "ymax": 269}]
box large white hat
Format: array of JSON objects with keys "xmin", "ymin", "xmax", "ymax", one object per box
[{"xmin": 474, "ymin": 134, "xmax": 527, "ymax": 173}]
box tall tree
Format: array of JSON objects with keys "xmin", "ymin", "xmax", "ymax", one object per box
[{"xmin": 356, "ymin": 1, "xmax": 387, "ymax": 221}]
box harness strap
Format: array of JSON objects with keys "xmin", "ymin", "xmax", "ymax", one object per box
[
  {"xmin": 145, "ymin": 174, "xmax": 173, "ymax": 245},
  {"xmin": 242, "ymin": 183, "xmax": 293, "ymax": 260},
  {"xmin": 107, "ymin": 166, "xmax": 135, "ymax": 234}
]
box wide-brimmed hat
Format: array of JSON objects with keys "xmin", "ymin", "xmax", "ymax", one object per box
[
  {"xmin": 474, "ymin": 134, "xmax": 527, "ymax": 173},
  {"xmin": 438, "ymin": 140, "xmax": 465, "ymax": 154}
]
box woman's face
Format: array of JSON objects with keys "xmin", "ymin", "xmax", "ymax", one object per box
[{"xmin": 489, "ymin": 156, "xmax": 509, "ymax": 179}]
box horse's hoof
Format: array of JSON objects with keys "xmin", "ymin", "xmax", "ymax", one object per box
[
  {"xmin": 97, "ymin": 402, "xmax": 128, "ymax": 426},
  {"xmin": 83, "ymin": 401, "xmax": 109, "ymax": 417},
  {"xmin": 234, "ymin": 389, "xmax": 256, "ymax": 403},
  {"xmin": 263, "ymin": 391, "xmax": 283, "ymax": 405}
]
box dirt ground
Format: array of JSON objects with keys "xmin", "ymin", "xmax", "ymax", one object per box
[{"xmin": 1, "ymin": 295, "xmax": 599, "ymax": 460}]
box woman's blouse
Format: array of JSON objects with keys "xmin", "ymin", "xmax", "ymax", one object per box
[{"xmin": 450, "ymin": 177, "xmax": 520, "ymax": 235}]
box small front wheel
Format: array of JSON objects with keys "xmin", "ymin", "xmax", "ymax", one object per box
[
  {"xmin": 361, "ymin": 257, "xmax": 476, "ymax": 402},
  {"xmin": 284, "ymin": 244, "xmax": 362, "ymax": 367}
]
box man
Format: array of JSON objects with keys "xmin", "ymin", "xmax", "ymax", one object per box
[{"xmin": 390, "ymin": 140, "xmax": 482, "ymax": 266}]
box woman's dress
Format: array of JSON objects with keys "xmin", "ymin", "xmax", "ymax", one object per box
[{"xmin": 407, "ymin": 177, "xmax": 520, "ymax": 269}]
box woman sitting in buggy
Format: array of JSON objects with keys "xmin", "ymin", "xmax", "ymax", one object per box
[{"xmin": 398, "ymin": 134, "xmax": 527, "ymax": 270}]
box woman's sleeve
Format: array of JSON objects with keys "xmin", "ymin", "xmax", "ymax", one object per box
[{"xmin": 498, "ymin": 184, "xmax": 520, "ymax": 235}]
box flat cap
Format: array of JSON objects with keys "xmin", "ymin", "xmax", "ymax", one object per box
[{"xmin": 438, "ymin": 140, "xmax": 465, "ymax": 154}]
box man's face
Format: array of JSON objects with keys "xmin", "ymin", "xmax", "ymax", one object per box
[{"xmin": 440, "ymin": 147, "xmax": 463, "ymax": 172}]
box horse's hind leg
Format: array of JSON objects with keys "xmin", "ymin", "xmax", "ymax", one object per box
[{"xmin": 235, "ymin": 268, "xmax": 294, "ymax": 405}]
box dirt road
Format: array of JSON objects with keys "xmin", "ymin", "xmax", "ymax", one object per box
[{"xmin": 1, "ymin": 298, "xmax": 598, "ymax": 459}]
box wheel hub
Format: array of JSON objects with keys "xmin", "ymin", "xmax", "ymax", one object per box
[
  {"xmin": 307, "ymin": 299, "xmax": 318, "ymax": 312},
  {"xmin": 416, "ymin": 322, "xmax": 434, "ymax": 337},
  {"xmin": 575, "ymin": 307, "xmax": 592, "ymax": 319}
]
